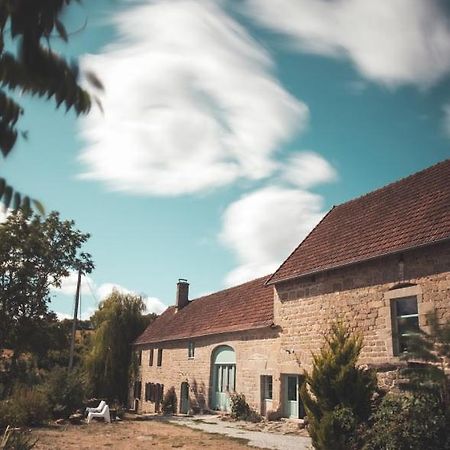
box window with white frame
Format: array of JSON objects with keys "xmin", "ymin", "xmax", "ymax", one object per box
[
  {"xmin": 391, "ymin": 296, "xmax": 420, "ymax": 355},
  {"xmin": 188, "ymin": 341, "xmax": 195, "ymax": 358}
]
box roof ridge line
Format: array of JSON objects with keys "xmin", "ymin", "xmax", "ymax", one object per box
[
  {"xmin": 334, "ymin": 158, "xmax": 450, "ymax": 209},
  {"xmin": 190, "ymin": 273, "xmax": 272, "ymax": 303}
]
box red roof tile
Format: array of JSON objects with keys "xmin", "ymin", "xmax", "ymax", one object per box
[
  {"xmin": 134, "ymin": 275, "xmax": 273, "ymax": 345},
  {"xmin": 268, "ymin": 159, "xmax": 450, "ymax": 284}
]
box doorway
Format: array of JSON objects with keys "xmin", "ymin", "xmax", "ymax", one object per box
[
  {"xmin": 180, "ymin": 382, "xmax": 189, "ymax": 414},
  {"xmin": 211, "ymin": 345, "xmax": 236, "ymax": 411},
  {"xmin": 282, "ymin": 374, "xmax": 305, "ymax": 418}
]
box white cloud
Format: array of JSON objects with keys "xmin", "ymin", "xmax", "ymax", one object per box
[
  {"xmin": 96, "ymin": 282, "xmax": 133, "ymax": 300},
  {"xmin": 79, "ymin": 0, "xmax": 307, "ymax": 196},
  {"xmin": 221, "ymin": 151, "xmax": 338, "ymax": 285},
  {"xmin": 281, "ymin": 151, "xmax": 338, "ymax": 188},
  {"xmin": 96, "ymin": 283, "xmax": 167, "ymax": 315},
  {"xmin": 55, "ymin": 275, "xmax": 167, "ymax": 316},
  {"xmin": 143, "ymin": 297, "xmax": 167, "ymax": 315},
  {"xmin": 245, "ymin": 0, "xmax": 450, "ymax": 87},
  {"xmin": 220, "ymin": 185, "xmax": 325, "ymax": 286},
  {"xmin": 56, "ymin": 271, "xmax": 95, "ymax": 296},
  {"xmin": 55, "ymin": 311, "xmax": 72, "ymax": 321},
  {"xmin": 443, "ymin": 103, "xmax": 450, "ymax": 138},
  {"xmin": 0, "ymin": 207, "xmax": 12, "ymax": 223}
]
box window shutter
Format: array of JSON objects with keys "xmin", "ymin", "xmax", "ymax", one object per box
[{"xmin": 137, "ymin": 381, "xmax": 142, "ymax": 399}]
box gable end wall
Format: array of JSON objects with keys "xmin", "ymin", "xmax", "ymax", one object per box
[{"xmin": 274, "ymin": 240, "xmax": 450, "ymax": 371}]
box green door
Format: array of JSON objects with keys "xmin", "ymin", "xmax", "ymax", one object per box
[
  {"xmin": 180, "ymin": 382, "xmax": 189, "ymax": 414},
  {"xmin": 211, "ymin": 346, "xmax": 236, "ymax": 412}
]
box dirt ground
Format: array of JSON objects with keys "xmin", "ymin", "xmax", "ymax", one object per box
[{"xmin": 31, "ymin": 419, "xmax": 253, "ymax": 450}]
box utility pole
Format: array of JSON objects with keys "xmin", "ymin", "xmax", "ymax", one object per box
[{"xmin": 68, "ymin": 268, "xmax": 82, "ymax": 371}]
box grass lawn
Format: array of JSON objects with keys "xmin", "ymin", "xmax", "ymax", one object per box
[{"xmin": 31, "ymin": 419, "xmax": 252, "ymax": 449}]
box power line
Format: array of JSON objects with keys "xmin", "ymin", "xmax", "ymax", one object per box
[{"xmin": 85, "ymin": 276, "xmax": 99, "ymax": 306}]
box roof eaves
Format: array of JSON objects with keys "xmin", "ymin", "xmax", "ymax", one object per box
[
  {"xmin": 132, "ymin": 320, "xmax": 274, "ymax": 346},
  {"xmin": 267, "ymin": 235, "xmax": 450, "ymax": 286}
]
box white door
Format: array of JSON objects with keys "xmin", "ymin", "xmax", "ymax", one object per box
[{"xmin": 285, "ymin": 375, "xmax": 298, "ymax": 418}]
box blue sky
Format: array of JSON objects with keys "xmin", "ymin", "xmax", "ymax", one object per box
[{"xmin": 2, "ymin": 0, "xmax": 450, "ymax": 319}]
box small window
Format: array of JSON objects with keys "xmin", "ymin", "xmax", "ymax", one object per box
[
  {"xmin": 137, "ymin": 350, "xmax": 142, "ymax": 366},
  {"xmin": 262, "ymin": 375, "xmax": 272, "ymax": 400},
  {"xmin": 392, "ymin": 296, "xmax": 420, "ymax": 355},
  {"xmin": 188, "ymin": 341, "xmax": 195, "ymax": 358},
  {"xmin": 149, "ymin": 349, "xmax": 154, "ymax": 366},
  {"xmin": 157, "ymin": 348, "xmax": 163, "ymax": 366}
]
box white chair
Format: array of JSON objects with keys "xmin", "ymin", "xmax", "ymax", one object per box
[
  {"xmin": 87, "ymin": 404, "xmax": 111, "ymax": 424},
  {"xmin": 86, "ymin": 400, "xmax": 106, "ymax": 415}
]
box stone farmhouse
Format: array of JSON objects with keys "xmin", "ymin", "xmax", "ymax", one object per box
[{"xmin": 132, "ymin": 159, "xmax": 450, "ymax": 419}]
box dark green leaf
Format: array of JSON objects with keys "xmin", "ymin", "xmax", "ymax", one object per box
[
  {"xmin": 12, "ymin": 191, "xmax": 21, "ymax": 210},
  {"xmin": 3, "ymin": 185, "xmax": 12, "ymax": 208},
  {"xmin": 0, "ymin": 177, "xmax": 5, "ymax": 198},
  {"xmin": 32, "ymin": 199, "xmax": 45, "ymax": 215},
  {"xmin": 55, "ymin": 20, "xmax": 68, "ymax": 42}
]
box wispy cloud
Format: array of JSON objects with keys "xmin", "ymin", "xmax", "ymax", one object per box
[
  {"xmin": 220, "ymin": 152, "xmax": 336, "ymax": 286},
  {"xmin": 79, "ymin": 0, "xmax": 307, "ymax": 196},
  {"xmin": 54, "ymin": 272, "xmax": 167, "ymax": 316},
  {"xmin": 245, "ymin": 0, "xmax": 450, "ymax": 88},
  {"xmin": 281, "ymin": 151, "xmax": 338, "ymax": 188}
]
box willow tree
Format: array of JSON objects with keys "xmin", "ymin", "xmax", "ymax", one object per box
[
  {"xmin": 0, "ymin": 0, "xmax": 101, "ymax": 211},
  {"xmin": 85, "ymin": 291, "xmax": 155, "ymax": 404}
]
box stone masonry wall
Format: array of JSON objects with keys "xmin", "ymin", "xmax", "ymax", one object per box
[
  {"xmin": 134, "ymin": 328, "xmax": 290, "ymax": 416},
  {"xmin": 274, "ymin": 240, "xmax": 450, "ymax": 372}
]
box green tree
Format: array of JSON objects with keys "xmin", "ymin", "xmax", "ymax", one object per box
[
  {"xmin": 363, "ymin": 393, "xmax": 449, "ymax": 450},
  {"xmin": 0, "ymin": 211, "xmax": 94, "ymax": 361},
  {"xmin": 85, "ymin": 290, "xmax": 154, "ymax": 404},
  {"xmin": 0, "ymin": 0, "xmax": 101, "ymax": 211},
  {"xmin": 300, "ymin": 322, "xmax": 376, "ymax": 450}
]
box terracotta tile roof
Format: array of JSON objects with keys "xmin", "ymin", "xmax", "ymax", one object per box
[
  {"xmin": 268, "ymin": 159, "xmax": 450, "ymax": 284},
  {"xmin": 134, "ymin": 275, "xmax": 273, "ymax": 345}
]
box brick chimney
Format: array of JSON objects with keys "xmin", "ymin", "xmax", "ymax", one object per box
[{"xmin": 176, "ymin": 279, "xmax": 189, "ymax": 310}]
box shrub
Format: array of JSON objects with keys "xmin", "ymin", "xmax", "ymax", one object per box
[
  {"xmin": 161, "ymin": 387, "xmax": 177, "ymax": 415},
  {"xmin": 0, "ymin": 426, "xmax": 37, "ymax": 450},
  {"xmin": 230, "ymin": 393, "xmax": 261, "ymax": 422},
  {"xmin": 400, "ymin": 311, "xmax": 450, "ymax": 406},
  {"xmin": 363, "ymin": 393, "xmax": 450, "ymax": 450},
  {"xmin": 41, "ymin": 367, "xmax": 87, "ymax": 419},
  {"xmin": 300, "ymin": 322, "xmax": 376, "ymax": 450},
  {"xmin": 0, "ymin": 387, "xmax": 50, "ymax": 428}
]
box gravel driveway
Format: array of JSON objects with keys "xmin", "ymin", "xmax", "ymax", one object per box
[{"xmin": 168, "ymin": 415, "xmax": 312, "ymax": 450}]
